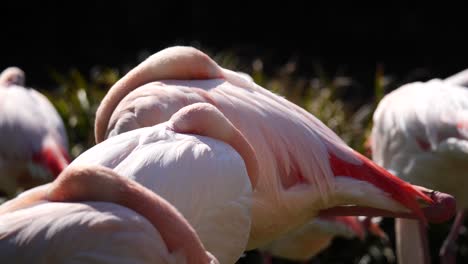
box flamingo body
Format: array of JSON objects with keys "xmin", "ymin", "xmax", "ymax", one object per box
[
  {"xmin": 372, "ymin": 79, "xmax": 468, "ymax": 208},
  {"xmin": 0, "ymin": 68, "xmax": 69, "ymax": 196},
  {"xmin": 94, "ymin": 46, "xmax": 453, "ymax": 251},
  {"xmin": 70, "ymin": 107, "xmax": 252, "ymax": 264},
  {"xmin": 371, "ymin": 75, "xmax": 468, "ymax": 264},
  {"xmin": 104, "ymin": 78, "xmax": 403, "ymax": 248},
  {"xmin": 0, "ymin": 165, "xmax": 218, "ymax": 264},
  {"xmin": 0, "ymin": 202, "xmax": 188, "ymax": 263}
]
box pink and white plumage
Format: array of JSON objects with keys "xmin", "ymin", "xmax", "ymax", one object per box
[
  {"xmin": 372, "ymin": 78, "xmax": 468, "ymax": 199},
  {"xmin": 0, "ymin": 67, "xmax": 69, "ymax": 197},
  {"xmin": 0, "ymin": 47, "xmax": 456, "ymax": 264},
  {"xmin": 69, "ymin": 103, "xmax": 255, "ymax": 263},
  {"xmin": 233, "ymin": 72, "xmax": 377, "ymax": 263},
  {"xmin": 94, "ymin": 46, "xmax": 455, "ymax": 253},
  {"xmin": 371, "ymin": 70, "xmax": 468, "ymax": 264},
  {"xmin": 0, "ymin": 165, "xmax": 218, "ymax": 264}
]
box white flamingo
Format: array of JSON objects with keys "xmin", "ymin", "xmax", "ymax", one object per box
[
  {"xmin": 0, "ymin": 67, "xmax": 69, "ymax": 197},
  {"xmin": 371, "ymin": 68, "xmax": 468, "ymax": 264}
]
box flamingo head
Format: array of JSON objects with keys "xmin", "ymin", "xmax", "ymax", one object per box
[
  {"xmin": 0, "ymin": 67, "xmax": 25, "ymax": 87},
  {"xmin": 317, "ymin": 149, "xmax": 456, "ymax": 225}
]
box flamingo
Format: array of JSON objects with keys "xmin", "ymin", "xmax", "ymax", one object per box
[
  {"xmin": 89, "ymin": 45, "xmax": 455, "ymax": 258},
  {"xmin": 0, "ymin": 164, "xmax": 218, "ymax": 263},
  {"xmin": 370, "ymin": 69, "xmax": 468, "ymax": 264},
  {"xmin": 0, "ymin": 67, "xmax": 70, "ymax": 197},
  {"xmin": 68, "ymin": 103, "xmax": 255, "ymax": 264}
]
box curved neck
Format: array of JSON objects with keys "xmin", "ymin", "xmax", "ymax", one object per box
[
  {"xmin": 0, "ymin": 165, "xmax": 214, "ymax": 264},
  {"xmin": 95, "ymin": 46, "xmax": 223, "ymax": 143},
  {"xmin": 47, "ymin": 165, "xmax": 212, "ymax": 264},
  {"xmin": 168, "ymin": 103, "xmax": 259, "ymax": 187}
]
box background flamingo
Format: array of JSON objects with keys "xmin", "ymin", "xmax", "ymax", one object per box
[
  {"xmin": 0, "ymin": 164, "xmax": 218, "ymax": 263},
  {"xmin": 92, "ymin": 46, "xmax": 456, "ymax": 257},
  {"xmin": 0, "ymin": 67, "xmax": 70, "ymax": 197},
  {"xmin": 371, "ymin": 69, "xmax": 468, "ymax": 264}
]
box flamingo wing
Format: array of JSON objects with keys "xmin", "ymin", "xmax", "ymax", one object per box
[
  {"xmin": 70, "ymin": 105, "xmax": 253, "ymax": 264},
  {"xmin": 29, "ymin": 88, "xmax": 68, "ymax": 151}
]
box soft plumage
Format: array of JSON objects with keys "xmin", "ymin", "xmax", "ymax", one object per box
[
  {"xmin": 0, "ymin": 202, "xmax": 187, "ymax": 263},
  {"xmin": 0, "ymin": 67, "xmax": 69, "ymax": 196},
  {"xmin": 94, "ymin": 46, "xmax": 455, "ymax": 252},
  {"xmin": 372, "ymin": 79, "xmax": 468, "ymax": 205},
  {"xmin": 0, "ymin": 165, "xmax": 218, "ymax": 264},
  {"xmin": 371, "ymin": 70, "xmax": 468, "ymax": 264},
  {"xmin": 69, "ymin": 103, "xmax": 254, "ymax": 264}
]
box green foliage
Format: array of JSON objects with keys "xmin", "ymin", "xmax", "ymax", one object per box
[{"xmin": 43, "ymin": 68, "xmax": 119, "ymax": 158}]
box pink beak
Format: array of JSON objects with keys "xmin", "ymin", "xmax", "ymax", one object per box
[{"xmin": 323, "ymin": 150, "xmax": 456, "ymax": 225}]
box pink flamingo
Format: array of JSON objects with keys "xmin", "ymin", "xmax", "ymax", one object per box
[
  {"xmin": 0, "ymin": 57, "xmax": 455, "ymax": 262},
  {"xmin": 371, "ymin": 69, "xmax": 468, "ymax": 264},
  {"xmin": 69, "ymin": 102, "xmax": 255, "ymax": 263},
  {"xmin": 0, "ymin": 164, "xmax": 218, "ymax": 263},
  {"xmin": 89, "ymin": 46, "xmax": 455, "ymax": 259},
  {"xmin": 0, "ymin": 67, "xmax": 70, "ymax": 197},
  {"xmin": 234, "ymin": 72, "xmax": 387, "ymax": 264}
]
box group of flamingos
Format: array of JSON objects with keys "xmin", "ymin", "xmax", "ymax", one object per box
[{"xmin": 0, "ymin": 46, "xmax": 466, "ymax": 264}]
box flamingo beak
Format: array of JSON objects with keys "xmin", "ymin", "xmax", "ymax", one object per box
[{"xmin": 324, "ymin": 150, "xmax": 456, "ymax": 224}]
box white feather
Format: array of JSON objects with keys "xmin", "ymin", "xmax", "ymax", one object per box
[{"xmin": 71, "ymin": 123, "xmax": 252, "ymax": 264}]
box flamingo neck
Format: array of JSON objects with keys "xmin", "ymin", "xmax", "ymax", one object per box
[{"xmin": 47, "ymin": 166, "xmax": 213, "ymax": 264}]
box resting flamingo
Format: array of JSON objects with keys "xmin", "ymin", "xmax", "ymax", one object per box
[
  {"xmin": 371, "ymin": 68, "xmax": 468, "ymax": 264},
  {"xmin": 89, "ymin": 46, "xmax": 455, "ymax": 259},
  {"xmin": 0, "ymin": 67, "xmax": 70, "ymax": 197},
  {"xmin": 64, "ymin": 102, "xmax": 255, "ymax": 263},
  {"xmin": 0, "ymin": 164, "xmax": 218, "ymax": 263},
  {"xmin": 0, "ymin": 49, "xmax": 456, "ymax": 263}
]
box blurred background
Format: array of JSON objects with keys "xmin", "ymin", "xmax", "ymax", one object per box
[{"xmin": 1, "ymin": 2, "xmax": 467, "ymax": 263}]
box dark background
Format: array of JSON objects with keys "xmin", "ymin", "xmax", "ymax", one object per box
[{"xmin": 1, "ymin": 2, "xmax": 467, "ymax": 89}]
